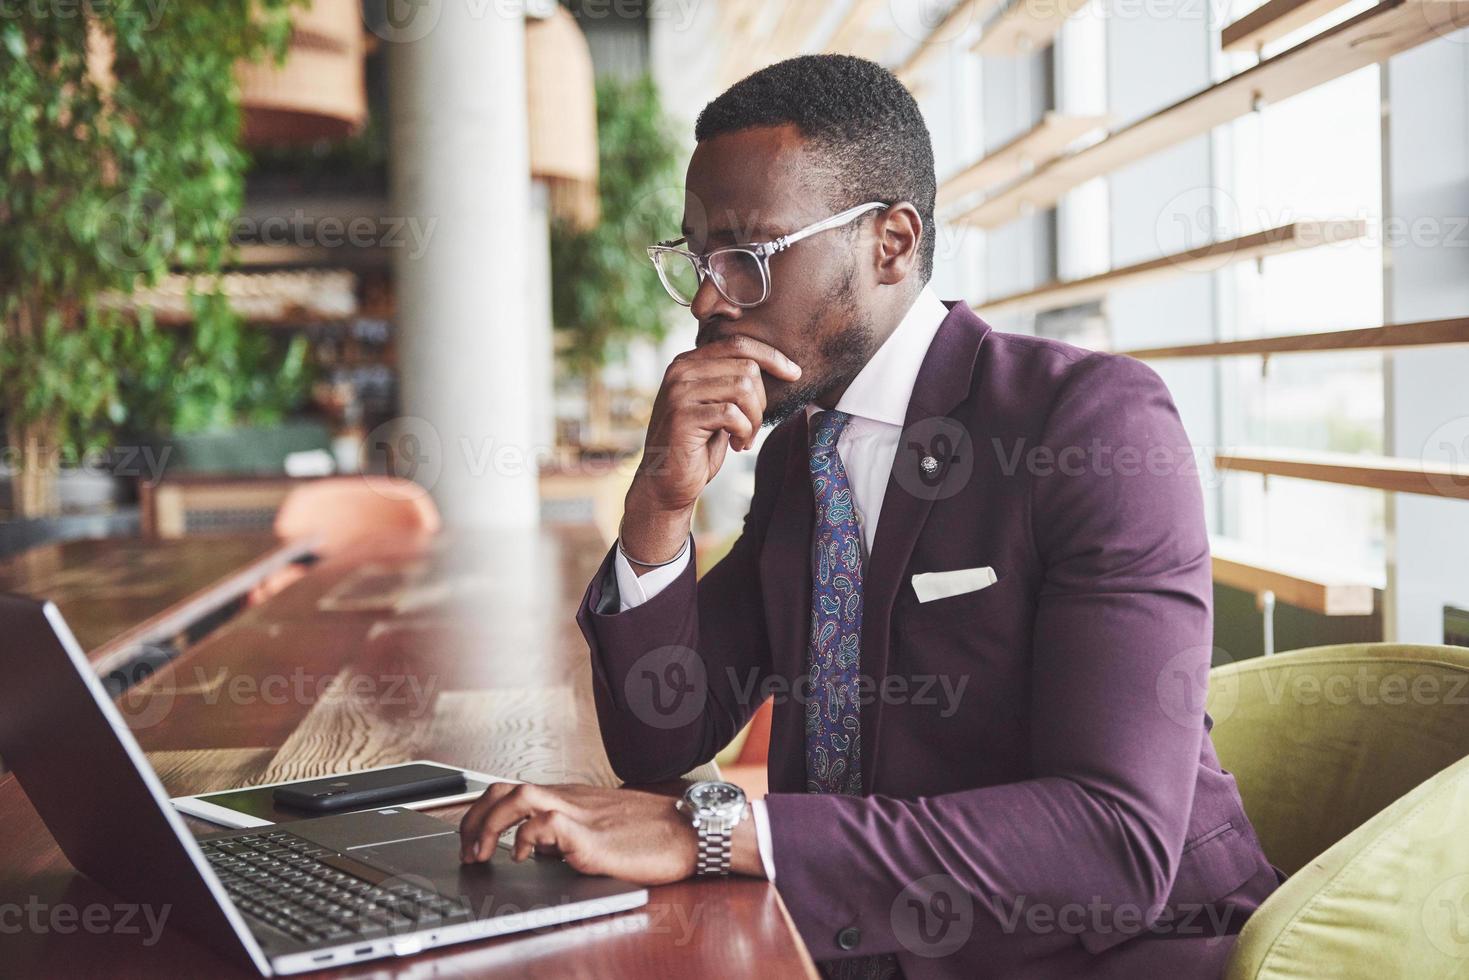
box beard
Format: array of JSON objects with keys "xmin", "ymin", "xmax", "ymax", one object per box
[{"xmin": 761, "ymin": 265, "xmax": 878, "ymax": 427}]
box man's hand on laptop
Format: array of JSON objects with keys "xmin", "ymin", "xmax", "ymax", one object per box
[
  {"xmin": 457, "ymin": 783, "xmax": 762, "ymax": 885},
  {"xmin": 619, "ymin": 335, "xmax": 801, "ymax": 573}
]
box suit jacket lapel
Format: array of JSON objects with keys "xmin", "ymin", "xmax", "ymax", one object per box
[
  {"xmin": 756, "ymin": 301, "xmax": 992, "ymax": 794},
  {"xmin": 857, "ymin": 300, "xmax": 991, "ymax": 789}
]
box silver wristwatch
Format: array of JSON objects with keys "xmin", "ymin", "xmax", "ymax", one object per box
[{"xmin": 676, "ymin": 780, "xmax": 748, "ymax": 876}]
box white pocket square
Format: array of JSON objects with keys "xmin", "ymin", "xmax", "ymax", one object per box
[{"xmin": 911, "ymin": 566, "xmax": 998, "ymax": 603}]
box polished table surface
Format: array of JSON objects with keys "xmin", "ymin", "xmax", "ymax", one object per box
[
  {"xmin": 0, "ymin": 525, "xmax": 817, "ymax": 978},
  {"xmin": 0, "ymin": 534, "xmax": 312, "ymax": 675}
]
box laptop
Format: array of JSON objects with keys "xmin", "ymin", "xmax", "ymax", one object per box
[{"xmin": 0, "ymin": 594, "xmax": 649, "ymax": 975}]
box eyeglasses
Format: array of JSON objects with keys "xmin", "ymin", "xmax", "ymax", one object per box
[{"xmin": 647, "ymin": 201, "xmax": 889, "ymax": 309}]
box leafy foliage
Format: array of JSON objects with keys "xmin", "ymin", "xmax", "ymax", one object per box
[
  {"xmin": 0, "ymin": 0, "xmax": 310, "ymax": 464},
  {"xmin": 550, "ymin": 74, "xmax": 685, "ymax": 376}
]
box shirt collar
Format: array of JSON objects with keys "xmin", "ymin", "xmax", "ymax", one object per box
[{"xmin": 805, "ymin": 285, "xmax": 950, "ymax": 428}]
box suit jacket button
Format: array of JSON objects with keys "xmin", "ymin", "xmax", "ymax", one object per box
[{"xmin": 836, "ymin": 926, "xmax": 861, "ymax": 950}]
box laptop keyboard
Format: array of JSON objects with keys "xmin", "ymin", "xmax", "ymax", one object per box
[{"xmin": 201, "ymin": 830, "xmax": 470, "ymax": 945}]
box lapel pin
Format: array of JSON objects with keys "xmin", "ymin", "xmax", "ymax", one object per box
[{"xmin": 920, "ymin": 455, "xmax": 940, "ymax": 477}]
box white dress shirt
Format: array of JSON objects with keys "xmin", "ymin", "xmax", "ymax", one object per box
[{"xmin": 612, "ymin": 285, "xmax": 951, "ymax": 881}]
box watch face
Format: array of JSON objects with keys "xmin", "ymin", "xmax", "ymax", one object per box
[{"xmin": 690, "ymin": 781, "xmax": 744, "ymax": 811}]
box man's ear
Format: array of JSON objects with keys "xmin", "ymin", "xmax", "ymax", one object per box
[{"xmin": 872, "ymin": 201, "xmax": 923, "ymax": 286}]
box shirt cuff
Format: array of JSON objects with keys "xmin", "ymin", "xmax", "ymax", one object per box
[
  {"xmin": 612, "ymin": 537, "xmax": 692, "ymax": 612},
  {"xmin": 750, "ymin": 799, "xmax": 776, "ymax": 882}
]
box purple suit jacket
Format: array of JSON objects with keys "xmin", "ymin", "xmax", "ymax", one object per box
[{"xmin": 576, "ymin": 301, "xmax": 1279, "ymax": 978}]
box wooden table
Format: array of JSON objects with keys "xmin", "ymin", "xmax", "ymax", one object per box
[
  {"xmin": 0, "ymin": 525, "xmax": 817, "ymax": 978},
  {"xmin": 0, "ymin": 534, "xmax": 314, "ymax": 677}
]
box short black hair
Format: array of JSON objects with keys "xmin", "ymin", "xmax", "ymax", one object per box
[{"xmin": 694, "ymin": 54, "xmax": 937, "ymax": 284}]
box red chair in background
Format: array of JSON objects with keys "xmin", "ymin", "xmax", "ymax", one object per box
[
  {"xmin": 251, "ymin": 476, "xmax": 441, "ymax": 601},
  {"xmin": 273, "ymin": 476, "xmax": 441, "ymax": 555}
]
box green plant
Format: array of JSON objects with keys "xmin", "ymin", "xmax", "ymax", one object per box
[
  {"xmin": 550, "ymin": 74, "xmax": 684, "ymax": 379},
  {"xmin": 0, "ymin": 0, "xmax": 308, "ymax": 517}
]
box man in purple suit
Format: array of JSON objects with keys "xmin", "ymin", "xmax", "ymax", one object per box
[{"xmin": 459, "ymin": 55, "xmax": 1279, "ymax": 978}]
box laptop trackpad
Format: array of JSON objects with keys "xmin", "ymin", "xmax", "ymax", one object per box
[{"xmin": 353, "ymin": 833, "xmax": 642, "ymax": 912}]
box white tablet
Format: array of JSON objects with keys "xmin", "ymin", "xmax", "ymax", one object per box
[{"xmin": 171, "ymin": 759, "xmax": 515, "ymax": 829}]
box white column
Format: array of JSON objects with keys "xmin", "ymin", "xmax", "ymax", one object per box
[
  {"xmin": 526, "ymin": 180, "xmax": 556, "ymax": 454},
  {"xmin": 387, "ymin": 4, "xmax": 539, "ymax": 528}
]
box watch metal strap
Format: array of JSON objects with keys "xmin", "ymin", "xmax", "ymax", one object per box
[{"xmin": 694, "ymin": 822, "xmax": 733, "ymax": 876}]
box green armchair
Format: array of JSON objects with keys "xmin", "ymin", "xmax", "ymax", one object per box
[{"xmin": 1209, "ymin": 643, "xmax": 1469, "ymax": 978}]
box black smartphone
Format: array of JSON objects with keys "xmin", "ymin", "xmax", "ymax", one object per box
[{"xmin": 272, "ymin": 764, "xmax": 468, "ymax": 813}]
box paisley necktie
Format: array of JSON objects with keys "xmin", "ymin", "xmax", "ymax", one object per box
[
  {"xmin": 806, "ymin": 410, "xmax": 904, "ymax": 980},
  {"xmin": 806, "ymin": 409, "xmax": 865, "ymax": 796}
]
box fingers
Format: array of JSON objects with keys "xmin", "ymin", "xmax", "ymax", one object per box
[
  {"xmin": 681, "ymin": 401, "xmax": 755, "ymax": 452},
  {"xmin": 678, "ymin": 334, "xmax": 802, "ymax": 382},
  {"xmin": 458, "ymin": 782, "xmax": 517, "ymax": 862},
  {"xmin": 671, "ymin": 373, "xmax": 764, "ymax": 450},
  {"xmin": 661, "ymin": 337, "xmax": 797, "ymax": 453},
  {"xmin": 511, "ymin": 810, "xmax": 580, "ymax": 864},
  {"xmin": 459, "ymin": 783, "xmax": 569, "ymax": 863}
]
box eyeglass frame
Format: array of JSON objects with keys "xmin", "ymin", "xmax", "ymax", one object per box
[{"xmin": 646, "ymin": 200, "xmax": 891, "ymax": 309}]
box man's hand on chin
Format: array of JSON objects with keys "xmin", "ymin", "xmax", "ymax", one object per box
[{"xmin": 457, "ymin": 783, "xmax": 764, "ymax": 886}]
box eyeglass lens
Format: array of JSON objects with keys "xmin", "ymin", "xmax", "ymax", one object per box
[{"xmin": 653, "ymin": 249, "xmax": 766, "ymax": 306}]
